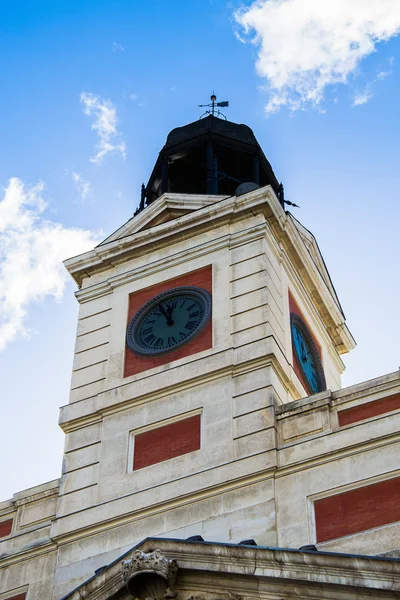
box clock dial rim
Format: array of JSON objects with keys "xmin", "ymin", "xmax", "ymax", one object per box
[
  {"xmin": 290, "ymin": 313, "xmax": 326, "ymax": 394},
  {"xmin": 126, "ymin": 286, "xmax": 212, "ymax": 356}
]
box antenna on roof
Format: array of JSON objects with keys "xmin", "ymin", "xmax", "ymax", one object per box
[{"xmin": 199, "ymin": 92, "xmax": 229, "ymax": 120}]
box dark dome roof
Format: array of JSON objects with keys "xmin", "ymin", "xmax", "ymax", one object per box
[
  {"xmin": 165, "ymin": 116, "xmax": 260, "ymax": 150},
  {"xmin": 143, "ymin": 115, "xmax": 281, "ymax": 206}
]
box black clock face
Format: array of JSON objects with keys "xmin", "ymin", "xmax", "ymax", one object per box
[
  {"xmin": 290, "ymin": 314, "xmax": 326, "ymax": 394},
  {"xmin": 127, "ymin": 286, "xmax": 212, "ymax": 356}
]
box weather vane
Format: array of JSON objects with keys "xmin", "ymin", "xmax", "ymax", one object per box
[{"xmin": 199, "ymin": 92, "xmax": 229, "ymax": 120}]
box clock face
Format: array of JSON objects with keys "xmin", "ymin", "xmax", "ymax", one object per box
[
  {"xmin": 127, "ymin": 286, "xmax": 212, "ymax": 356},
  {"xmin": 290, "ymin": 314, "xmax": 326, "ymax": 394}
]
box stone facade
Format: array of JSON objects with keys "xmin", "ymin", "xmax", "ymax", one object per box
[{"xmin": 1, "ymin": 186, "xmax": 399, "ymax": 599}]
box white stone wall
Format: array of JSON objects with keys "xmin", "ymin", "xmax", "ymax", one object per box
[
  {"xmin": 4, "ymin": 189, "xmax": 384, "ymax": 600},
  {"xmin": 275, "ymin": 370, "xmax": 400, "ymax": 555},
  {"xmin": 0, "ymin": 480, "xmax": 58, "ymax": 599},
  {"xmin": 51, "ymin": 190, "xmax": 354, "ymax": 596}
]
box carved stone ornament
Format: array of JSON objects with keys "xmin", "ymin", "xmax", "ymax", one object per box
[{"xmin": 121, "ymin": 549, "xmax": 178, "ymax": 600}]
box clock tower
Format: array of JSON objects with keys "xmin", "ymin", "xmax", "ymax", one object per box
[
  {"xmin": 53, "ymin": 113, "xmax": 353, "ymax": 595},
  {"xmin": 2, "ymin": 110, "xmax": 400, "ymax": 600}
]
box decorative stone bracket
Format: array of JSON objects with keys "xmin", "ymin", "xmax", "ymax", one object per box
[{"xmin": 121, "ymin": 549, "xmax": 178, "ymax": 600}]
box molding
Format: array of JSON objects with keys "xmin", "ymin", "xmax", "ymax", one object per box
[
  {"xmin": 132, "ymin": 538, "xmax": 400, "ymax": 590},
  {"xmin": 52, "ymin": 466, "xmax": 277, "ymax": 545},
  {"xmin": 60, "ymin": 349, "xmax": 297, "ymax": 433},
  {"xmin": 275, "ymin": 429, "xmax": 400, "ymax": 478},
  {"xmin": 74, "ymin": 224, "xmax": 267, "ymax": 303},
  {"xmin": 67, "ymin": 187, "xmax": 354, "ymax": 358},
  {"xmin": 101, "ymin": 193, "xmax": 228, "ymax": 244},
  {"xmin": 65, "ymin": 190, "xmax": 278, "ymax": 286},
  {"xmin": 0, "ymin": 536, "xmax": 57, "ymax": 569},
  {"xmin": 276, "ymin": 370, "xmax": 400, "ymax": 417}
]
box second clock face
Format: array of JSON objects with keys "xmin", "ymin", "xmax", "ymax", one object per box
[
  {"xmin": 127, "ymin": 286, "xmax": 212, "ymax": 356},
  {"xmin": 290, "ymin": 314, "xmax": 326, "ymax": 394}
]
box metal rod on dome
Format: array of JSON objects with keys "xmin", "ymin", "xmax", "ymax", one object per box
[{"xmin": 199, "ymin": 93, "xmax": 229, "ymax": 119}]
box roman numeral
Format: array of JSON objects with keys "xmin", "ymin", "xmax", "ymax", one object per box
[
  {"xmin": 180, "ymin": 331, "xmax": 187, "ymax": 339},
  {"xmin": 187, "ymin": 303, "xmax": 196, "ymax": 311},
  {"xmin": 167, "ymin": 300, "xmax": 177, "ymax": 309},
  {"xmin": 167, "ymin": 336, "xmax": 176, "ymax": 346},
  {"xmin": 142, "ymin": 327, "xmax": 153, "ymax": 335},
  {"xmin": 179, "ymin": 300, "xmax": 186, "ymax": 308},
  {"xmin": 186, "ymin": 320, "xmax": 197, "ymax": 330},
  {"xmin": 154, "ymin": 338, "xmax": 163, "ymax": 347},
  {"xmin": 144, "ymin": 334, "xmax": 156, "ymax": 345},
  {"xmin": 189, "ymin": 311, "xmax": 199, "ymax": 318}
]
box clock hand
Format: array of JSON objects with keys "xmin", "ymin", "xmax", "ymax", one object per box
[
  {"xmin": 300, "ymin": 340, "xmax": 307, "ymax": 362},
  {"xmin": 159, "ymin": 303, "xmax": 174, "ymax": 326}
]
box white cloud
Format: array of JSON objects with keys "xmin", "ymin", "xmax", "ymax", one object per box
[
  {"xmin": 112, "ymin": 41, "xmax": 124, "ymax": 52},
  {"xmin": 234, "ymin": 0, "xmax": 400, "ymax": 113},
  {"xmin": 352, "ymin": 91, "xmax": 373, "ymax": 106},
  {"xmin": 351, "ymin": 56, "xmax": 394, "ymax": 106},
  {"xmin": 72, "ymin": 172, "xmax": 92, "ymax": 200},
  {"xmin": 0, "ymin": 178, "xmax": 100, "ymax": 351},
  {"xmin": 80, "ymin": 92, "xmax": 126, "ymax": 164}
]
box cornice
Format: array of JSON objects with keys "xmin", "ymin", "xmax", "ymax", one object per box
[
  {"xmin": 51, "ymin": 428, "xmax": 400, "ymax": 547},
  {"xmin": 0, "ymin": 535, "xmax": 57, "ymax": 568},
  {"xmin": 162, "ymin": 542, "xmax": 400, "ymax": 589},
  {"xmin": 276, "ymin": 428, "xmax": 400, "ymax": 477},
  {"xmin": 74, "ymin": 222, "xmax": 267, "ymax": 303},
  {"xmin": 65, "ymin": 188, "xmax": 278, "ymax": 287},
  {"xmin": 62, "ymin": 536, "xmax": 400, "ymax": 600},
  {"xmin": 101, "ymin": 193, "xmax": 228, "ymax": 244},
  {"xmin": 67, "ymin": 187, "xmax": 353, "ymax": 356},
  {"xmin": 52, "ymin": 465, "xmax": 276, "ymax": 545},
  {"xmin": 59, "ymin": 349, "xmax": 297, "ymax": 433},
  {"xmin": 278, "ymin": 218, "xmax": 355, "ymax": 354}
]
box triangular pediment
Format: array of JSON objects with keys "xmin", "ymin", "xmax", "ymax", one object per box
[
  {"xmin": 99, "ymin": 193, "xmax": 227, "ymax": 246},
  {"xmin": 63, "ymin": 545, "xmax": 179, "ymax": 600},
  {"xmin": 289, "ymin": 214, "xmax": 343, "ymax": 315}
]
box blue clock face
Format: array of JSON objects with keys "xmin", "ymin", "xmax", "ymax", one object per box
[
  {"xmin": 290, "ymin": 314, "xmax": 326, "ymax": 394},
  {"xmin": 127, "ymin": 286, "xmax": 212, "ymax": 356}
]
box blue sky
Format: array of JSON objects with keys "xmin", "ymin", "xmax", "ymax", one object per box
[{"xmin": 1, "ymin": 0, "xmax": 399, "ymax": 500}]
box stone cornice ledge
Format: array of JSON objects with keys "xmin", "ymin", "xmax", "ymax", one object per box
[
  {"xmin": 59, "ymin": 349, "xmax": 294, "ymax": 432},
  {"xmin": 74, "ymin": 224, "xmax": 266, "ymax": 303},
  {"xmin": 145, "ymin": 538, "xmax": 400, "ymax": 590},
  {"xmin": 62, "ymin": 537, "xmax": 400, "ymax": 600},
  {"xmin": 276, "ymin": 369, "xmax": 400, "ymax": 419},
  {"xmin": 64, "ymin": 187, "xmax": 279, "ymax": 287}
]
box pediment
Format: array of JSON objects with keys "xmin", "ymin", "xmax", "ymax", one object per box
[
  {"xmin": 63, "ymin": 547, "xmax": 178, "ymax": 600},
  {"xmin": 99, "ymin": 193, "xmax": 227, "ymax": 246},
  {"xmin": 289, "ymin": 214, "xmax": 343, "ymax": 315}
]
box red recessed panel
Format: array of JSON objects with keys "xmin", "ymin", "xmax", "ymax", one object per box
[
  {"xmin": 6, "ymin": 595, "xmax": 26, "ymax": 600},
  {"xmin": 338, "ymin": 393, "xmax": 400, "ymax": 427},
  {"xmin": 315, "ymin": 476, "xmax": 400, "ymax": 543},
  {"xmin": 288, "ymin": 292, "xmax": 322, "ymax": 394},
  {"xmin": 0, "ymin": 518, "xmax": 13, "ymax": 539},
  {"xmin": 133, "ymin": 414, "xmax": 201, "ymax": 470},
  {"xmin": 124, "ymin": 266, "xmax": 212, "ymax": 377}
]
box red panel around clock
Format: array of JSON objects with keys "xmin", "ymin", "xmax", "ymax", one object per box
[
  {"xmin": 288, "ymin": 292, "xmax": 322, "ymax": 395},
  {"xmin": 315, "ymin": 476, "xmax": 400, "ymax": 542},
  {"xmin": 124, "ymin": 266, "xmax": 212, "ymax": 377}
]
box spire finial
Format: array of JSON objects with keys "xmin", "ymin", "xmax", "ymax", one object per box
[{"xmin": 199, "ymin": 92, "xmax": 229, "ymax": 120}]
